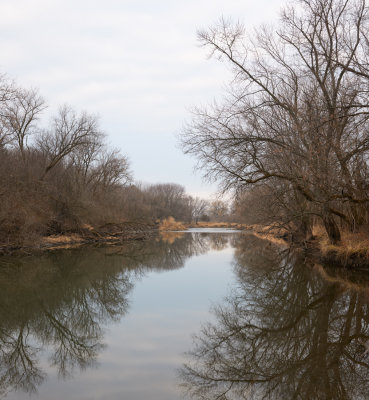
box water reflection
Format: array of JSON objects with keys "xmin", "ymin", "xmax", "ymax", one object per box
[
  {"xmin": 0, "ymin": 232, "xmax": 236, "ymax": 398},
  {"xmin": 181, "ymin": 235, "xmax": 369, "ymax": 400}
]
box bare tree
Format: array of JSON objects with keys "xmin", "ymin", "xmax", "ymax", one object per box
[
  {"xmin": 181, "ymin": 0, "xmax": 369, "ymax": 243},
  {"xmin": 0, "ymin": 87, "xmax": 45, "ymax": 160},
  {"xmin": 0, "ymin": 75, "xmax": 18, "ymax": 148},
  {"xmin": 189, "ymin": 197, "xmax": 209, "ymax": 223},
  {"xmin": 69, "ymin": 134, "xmax": 105, "ymax": 187},
  {"xmin": 209, "ymin": 199, "xmax": 228, "ymax": 221},
  {"xmin": 37, "ymin": 105, "xmax": 102, "ymax": 180},
  {"xmin": 90, "ymin": 148, "xmax": 132, "ymax": 193},
  {"xmin": 0, "ymin": 78, "xmax": 140, "ymax": 246},
  {"xmin": 144, "ymin": 183, "xmax": 192, "ymax": 221}
]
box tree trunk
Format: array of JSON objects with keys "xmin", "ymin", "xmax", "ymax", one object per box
[
  {"xmin": 301, "ymin": 216, "xmax": 313, "ymax": 240},
  {"xmin": 322, "ymin": 210, "xmax": 341, "ymax": 244},
  {"xmin": 292, "ymin": 217, "xmax": 313, "ymax": 243}
]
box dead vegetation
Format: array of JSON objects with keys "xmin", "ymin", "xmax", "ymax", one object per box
[
  {"xmin": 189, "ymin": 221, "xmax": 246, "ymax": 229},
  {"xmin": 312, "ymin": 225, "xmax": 369, "ymax": 267},
  {"xmin": 0, "ymin": 75, "xmax": 215, "ymax": 254},
  {"xmin": 159, "ymin": 217, "xmax": 186, "ymax": 231},
  {"xmin": 181, "ymin": 0, "xmax": 369, "ymax": 251}
]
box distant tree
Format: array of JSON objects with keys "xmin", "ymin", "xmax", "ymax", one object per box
[
  {"xmin": 90, "ymin": 148, "xmax": 132, "ymax": 193},
  {"xmin": 144, "ymin": 183, "xmax": 191, "ymax": 221},
  {"xmin": 0, "ymin": 87, "xmax": 45, "ymax": 161},
  {"xmin": 37, "ymin": 105, "xmax": 103, "ymax": 180},
  {"xmin": 69, "ymin": 133, "xmax": 104, "ymax": 186},
  {"xmin": 209, "ymin": 199, "xmax": 228, "ymax": 221},
  {"xmin": 0, "ymin": 76, "xmax": 17, "ymax": 148},
  {"xmin": 189, "ymin": 197, "xmax": 209, "ymax": 223}
]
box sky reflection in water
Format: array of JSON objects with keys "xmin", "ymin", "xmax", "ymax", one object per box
[
  {"xmin": 1, "ymin": 231, "xmax": 369, "ymax": 399},
  {"xmin": 0, "ymin": 231, "xmax": 236, "ymax": 399}
]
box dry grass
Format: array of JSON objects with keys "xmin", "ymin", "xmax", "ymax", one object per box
[
  {"xmin": 43, "ymin": 234, "xmax": 85, "ymax": 244},
  {"xmin": 41, "ymin": 234, "xmax": 87, "ymax": 250},
  {"xmin": 191, "ymin": 221, "xmax": 247, "ymax": 229},
  {"xmin": 246, "ymin": 224, "xmax": 289, "ymax": 246},
  {"xmin": 252, "ymin": 231, "xmax": 288, "ymax": 247},
  {"xmin": 159, "ymin": 217, "xmax": 186, "ymax": 231},
  {"xmin": 314, "ymin": 224, "xmax": 369, "ymax": 261},
  {"xmin": 81, "ymin": 223, "xmax": 95, "ymax": 231}
]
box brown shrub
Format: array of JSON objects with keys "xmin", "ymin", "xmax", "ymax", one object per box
[{"xmin": 159, "ymin": 217, "xmax": 186, "ymax": 231}]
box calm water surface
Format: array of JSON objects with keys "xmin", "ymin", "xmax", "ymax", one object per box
[{"xmin": 1, "ymin": 230, "xmax": 369, "ymax": 399}]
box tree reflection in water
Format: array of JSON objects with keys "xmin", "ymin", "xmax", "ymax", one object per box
[
  {"xmin": 0, "ymin": 232, "xmax": 235, "ymax": 398},
  {"xmin": 181, "ymin": 234, "xmax": 369, "ymax": 400}
]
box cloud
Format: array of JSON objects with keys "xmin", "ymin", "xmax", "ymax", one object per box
[{"xmin": 0, "ymin": 0, "xmax": 285, "ymax": 198}]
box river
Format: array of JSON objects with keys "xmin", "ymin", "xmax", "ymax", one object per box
[{"xmin": 0, "ymin": 229, "xmax": 368, "ymax": 399}]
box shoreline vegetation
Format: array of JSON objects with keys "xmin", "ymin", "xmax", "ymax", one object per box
[
  {"xmin": 3, "ymin": 1, "xmax": 369, "ymax": 272},
  {"xmin": 0, "ymin": 76, "xmax": 231, "ymax": 257},
  {"xmin": 0, "ymin": 221, "xmax": 159, "ymax": 255},
  {"xmin": 179, "ymin": 0, "xmax": 369, "ymax": 268},
  {"xmin": 3, "ymin": 215, "xmax": 369, "ymax": 271},
  {"xmin": 164, "ymin": 218, "xmax": 369, "ymax": 270},
  {"xmin": 0, "ymin": 219, "xmax": 243, "ymax": 255}
]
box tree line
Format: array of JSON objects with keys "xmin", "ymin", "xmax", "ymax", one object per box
[
  {"xmin": 181, "ymin": 0, "xmax": 369, "ymax": 244},
  {"xmin": 0, "ymin": 77, "xmax": 232, "ymax": 248}
]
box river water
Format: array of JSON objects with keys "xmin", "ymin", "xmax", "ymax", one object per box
[{"xmin": 0, "ymin": 230, "xmax": 368, "ymax": 399}]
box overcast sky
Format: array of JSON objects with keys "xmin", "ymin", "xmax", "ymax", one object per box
[{"xmin": 0, "ymin": 0, "xmax": 286, "ymax": 198}]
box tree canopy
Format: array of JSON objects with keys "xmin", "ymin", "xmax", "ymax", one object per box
[{"xmin": 181, "ymin": 0, "xmax": 369, "ymax": 243}]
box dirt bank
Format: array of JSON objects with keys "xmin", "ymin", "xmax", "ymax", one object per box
[{"xmin": 0, "ymin": 221, "xmax": 159, "ymax": 255}]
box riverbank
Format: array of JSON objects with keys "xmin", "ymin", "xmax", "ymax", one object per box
[
  {"xmin": 311, "ymin": 228, "xmax": 369, "ymax": 270},
  {"xmin": 3, "ymin": 217, "xmax": 369, "ymax": 270},
  {"xmin": 159, "ymin": 218, "xmax": 290, "ymax": 247},
  {"xmin": 159, "ymin": 219, "xmax": 249, "ymax": 231},
  {"xmin": 0, "ymin": 219, "xmax": 247, "ymax": 256},
  {"xmin": 238, "ymin": 223, "xmax": 369, "ymax": 270},
  {"xmin": 0, "ymin": 221, "xmax": 159, "ymax": 255},
  {"xmin": 187, "ymin": 221, "xmax": 247, "ymax": 229},
  {"xmin": 227, "ymin": 222, "xmax": 369, "ymax": 270}
]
